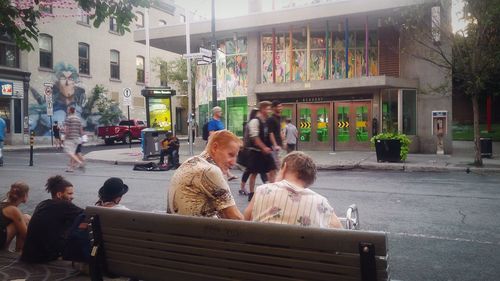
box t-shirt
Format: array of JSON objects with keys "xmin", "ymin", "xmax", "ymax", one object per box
[
  {"xmin": 167, "ymin": 152, "xmax": 235, "ymax": 218},
  {"xmin": 21, "ymin": 199, "xmax": 83, "ymax": 263},
  {"xmin": 248, "ymin": 117, "xmax": 271, "ymax": 148},
  {"xmin": 64, "ymin": 115, "xmax": 82, "ymax": 140},
  {"xmin": 251, "ymin": 180, "xmax": 340, "ymax": 228},
  {"xmin": 0, "ymin": 117, "xmax": 6, "ymax": 141},
  {"xmin": 266, "ymin": 114, "xmax": 282, "ymax": 146},
  {"xmin": 285, "ymin": 123, "xmax": 298, "ymax": 145},
  {"xmin": 207, "ymin": 118, "xmax": 224, "ymax": 132}
]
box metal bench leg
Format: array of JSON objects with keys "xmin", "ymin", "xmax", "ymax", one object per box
[
  {"xmin": 359, "ymin": 242, "xmax": 377, "ymax": 281},
  {"xmin": 88, "ymin": 215, "xmax": 105, "ymax": 281}
]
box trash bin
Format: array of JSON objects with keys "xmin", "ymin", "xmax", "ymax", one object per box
[
  {"xmin": 480, "ymin": 137, "xmax": 493, "ymax": 158},
  {"xmin": 141, "ymin": 128, "xmax": 169, "ymax": 160}
]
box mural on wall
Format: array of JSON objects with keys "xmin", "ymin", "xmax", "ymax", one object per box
[
  {"xmin": 29, "ymin": 62, "xmax": 123, "ymax": 136},
  {"xmin": 195, "ymin": 64, "xmax": 211, "ymax": 106}
]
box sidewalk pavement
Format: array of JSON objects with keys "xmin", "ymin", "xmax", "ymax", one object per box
[{"xmin": 4, "ymin": 138, "xmax": 500, "ymax": 173}]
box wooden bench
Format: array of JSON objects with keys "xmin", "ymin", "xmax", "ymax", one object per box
[{"xmin": 85, "ymin": 206, "xmax": 389, "ymax": 281}]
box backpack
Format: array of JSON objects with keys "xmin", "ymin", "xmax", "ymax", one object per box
[
  {"xmin": 62, "ymin": 213, "xmax": 91, "ymax": 263},
  {"xmin": 202, "ymin": 122, "xmax": 209, "ymax": 141}
]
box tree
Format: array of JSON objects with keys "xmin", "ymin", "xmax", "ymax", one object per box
[
  {"xmin": 0, "ymin": 0, "xmax": 151, "ymax": 51},
  {"xmin": 400, "ymin": 0, "xmax": 500, "ymax": 166},
  {"xmin": 87, "ymin": 85, "xmax": 123, "ymax": 126}
]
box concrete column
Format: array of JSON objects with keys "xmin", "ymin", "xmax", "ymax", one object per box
[{"xmin": 247, "ymin": 31, "xmax": 260, "ymax": 107}]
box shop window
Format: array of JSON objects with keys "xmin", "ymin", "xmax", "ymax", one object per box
[
  {"xmin": 136, "ymin": 56, "xmax": 145, "ymax": 83},
  {"xmin": 39, "ymin": 34, "xmax": 53, "ymax": 69},
  {"xmin": 402, "ymin": 90, "xmax": 417, "ymax": 135},
  {"xmin": 0, "ymin": 35, "xmax": 19, "ymax": 68},
  {"xmin": 110, "ymin": 50, "xmax": 120, "ymax": 79},
  {"xmin": 78, "ymin": 43, "xmax": 90, "ymax": 75},
  {"xmin": 381, "ymin": 89, "xmax": 398, "ymax": 133}
]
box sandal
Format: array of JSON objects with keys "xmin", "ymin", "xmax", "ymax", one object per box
[{"xmin": 238, "ymin": 190, "xmax": 248, "ymax": 196}]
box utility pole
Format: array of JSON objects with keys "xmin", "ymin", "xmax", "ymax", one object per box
[
  {"xmin": 186, "ymin": 12, "xmax": 194, "ymax": 156},
  {"xmin": 211, "ymin": 0, "xmax": 217, "ymax": 106}
]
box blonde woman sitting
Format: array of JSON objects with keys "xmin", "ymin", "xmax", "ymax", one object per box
[{"xmin": 0, "ymin": 181, "xmax": 31, "ymax": 251}]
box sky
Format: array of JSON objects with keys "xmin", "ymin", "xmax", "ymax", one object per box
[{"xmin": 174, "ymin": 0, "xmax": 466, "ymax": 33}]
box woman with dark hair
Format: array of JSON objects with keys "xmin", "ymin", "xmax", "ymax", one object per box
[
  {"xmin": 238, "ymin": 108, "xmax": 268, "ymax": 195},
  {"xmin": 0, "ymin": 181, "xmax": 31, "ymax": 251},
  {"xmin": 95, "ymin": 177, "xmax": 130, "ymax": 210}
]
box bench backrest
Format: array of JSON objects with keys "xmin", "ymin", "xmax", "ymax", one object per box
[{"xmin": 85, "ymin": 206, "xmax": 389, "ymax": 281}]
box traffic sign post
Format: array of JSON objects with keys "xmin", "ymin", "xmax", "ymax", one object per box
[
  {"xmin": 123, "ymin": 88, "xmax": 132, "ymax": 148},
  {"xmin": 44, "ymin": 83, "xmax": 54, "ymax": 146}
]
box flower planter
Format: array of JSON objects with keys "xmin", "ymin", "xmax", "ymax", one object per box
[{"xmin": 375, "ymin": 139, "xmax": 402, "ymax": 162}]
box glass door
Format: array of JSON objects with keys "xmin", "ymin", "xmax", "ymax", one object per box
[
  {"xmin": 334, "ymin": 101, "xmax": 372, "ymax": 150},
  {"xmin": 298, "ymin": 103, "xmax": 332, "ymax": 150}
]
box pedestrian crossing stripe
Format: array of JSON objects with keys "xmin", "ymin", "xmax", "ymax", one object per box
[
  {"xmin": 300, "ymin": 122, "xmax": 311, "ymax": 129},
  {"xmin": 337, "ymin": 121, "xmax": 349, "ymax": 128}
]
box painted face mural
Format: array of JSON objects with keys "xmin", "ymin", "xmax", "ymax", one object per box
[{"xmin": 29, "ymin": 62, "xmax": 122, "ymax": 136}]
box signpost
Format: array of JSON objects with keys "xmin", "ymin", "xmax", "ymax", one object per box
[
  {"xmin": 123, "ymin": 88, "xmax": 132, "ymax": 148},
  {"xmin": 44, "ymin": 83, "xmax": 54, "ymax": 146}
]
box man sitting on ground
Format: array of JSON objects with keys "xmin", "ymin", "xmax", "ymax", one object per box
[
  {"xmin": 21, "ymin": 175, "xmax": 83, "ymax": 263},
  {"xmin": 244, "ymin": 151, "xmax": 343, "ymax": 229},
  {"xmin": 167, "ymin": 130, "xmax": 243, "ymax": 220},
  {"xmin": 159, "ymin": 132, "xmax": 180, "ymax": 170}
]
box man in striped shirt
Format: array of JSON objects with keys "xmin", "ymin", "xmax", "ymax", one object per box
[
  {"xmin": 244, "ymin": 151, "xmax": 343, "ymax": 229},
  {"xmin": 63, "ymin": 107, "xmax": 84, "ymax": 172}
]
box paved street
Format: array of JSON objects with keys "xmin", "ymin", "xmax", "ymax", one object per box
[{"xmin": 1, "ymin": 147, "xmax": 500, "ymax": 280}]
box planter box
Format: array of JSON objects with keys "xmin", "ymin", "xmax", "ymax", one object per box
[{"xmin": 375, "ymin": 139, "xmax": 402, "ymax": 162}]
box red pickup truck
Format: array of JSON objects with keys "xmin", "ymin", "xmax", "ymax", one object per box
[{"xmin": 97, "ymin": 119, "xmax": 147, "ymax": 145}]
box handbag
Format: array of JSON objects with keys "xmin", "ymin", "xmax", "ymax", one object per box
[{"xmin": 237, "ymin": 148, "xmax": 251, "ymax": 167}]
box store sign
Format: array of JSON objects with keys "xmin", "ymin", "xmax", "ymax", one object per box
[{"xmin": 0, "ymin": 81, "xmax": 13, "ymax": 96}]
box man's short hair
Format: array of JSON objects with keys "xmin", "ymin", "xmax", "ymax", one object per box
[
  {"xmin": 212, "ymin": 106, "xmax": 222, "ymax": 114},
  {"xmin": 281, "ymin": 151, "xmax": 317, "ymax": 187},
  {"xmin": 285, "ymin": 118, "xmax": 292, "ymax": 123},
  {"xmin": 272, "ymin": 100, "xmax": 282, "ymax": 107},
  {"xmin": 258, "ymin": 101, "xmax": 272, "ymax": 110},
  {"xmin": 45, "ymin": 175, "xmax": 73, "ymax": 197},
  {"xmin": 206, "ymin": 130, "xmax": 242, "ymax": 151}
]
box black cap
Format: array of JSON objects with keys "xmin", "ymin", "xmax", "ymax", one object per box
[{"xmin": 98, "ymin": 177, "xmax": 129, "ymax": 202}]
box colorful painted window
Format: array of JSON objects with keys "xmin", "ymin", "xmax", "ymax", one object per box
[
  {"xmin": 275, "ymin": 33, "xmax": 290, "ymax": 83},
  {"xmin": 292, "ymin": 32, "xmax": 307, "ymax": 81},
  {"xmin": 225, "ymin": 37, "xmax": 248, "ymax": 97},
  {"xmin": 310, "ymin": 32, "xmax": 326, "ymax": 81},
  {"xmin": 262, "ymin": 34, "xmax": 273, "ymax": 83},
  {"xmin": 332, "ymin": 32, "xmax": 346, "ymax": 79}
]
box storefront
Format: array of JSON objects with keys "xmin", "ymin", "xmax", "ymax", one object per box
[{"xmin": 0, "ymin": 69, "xmax": 30, "ymax": 145}]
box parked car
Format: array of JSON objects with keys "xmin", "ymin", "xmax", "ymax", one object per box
[{"xmin": 97, "ymin": 119, "xmax": 146, "ymax": 145}]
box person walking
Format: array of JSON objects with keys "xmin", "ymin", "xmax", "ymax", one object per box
[
  {"xmin": 63, "ymin": 107, "xmax": 84, "ymax": 172},
  {"xmin": 52, "ymin": 121, "xmax": 62, "ymax": 149},
  {"xmin": 0, "ymin": 116, "xmax": 6, "ymax": 166},
  {"xmin": 285, "ymin": 118, "xmax": 299, "ymax": 153},
  {"xmin": 266, "ymin": 100, "xmax": 284, "ymax": 182}
]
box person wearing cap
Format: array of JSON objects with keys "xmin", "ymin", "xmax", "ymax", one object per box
[{"xmin": 95, "ymin": 178, "xmax": 130, "ymax": 210}]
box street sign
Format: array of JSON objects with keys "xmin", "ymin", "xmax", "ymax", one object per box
[
  {"xmin": 123, "ymin": 88, "xmax": 132, "ymax": 106},
  {"xmin": 182, "ymin": 52, "xmax": 204, "ymax": 60},
  {"xmin": 197, "ymin": 60, "xmax": 210, "ymax": 65},
  {"xmin": 44, "ymin": 84, "xmax": 53, "ymax": 116},
  {"xmin": 199, "ymin": 47, "xmax": 211, "ymax": 57}
]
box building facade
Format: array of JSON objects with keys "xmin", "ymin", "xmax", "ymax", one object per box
[
  {"xmin": 137, "ymin": 0, "xmax": 453, "ymax": 153},
  {"xmin": 0, "ymin": 0, "xmax": 184, "ymax": 145}
]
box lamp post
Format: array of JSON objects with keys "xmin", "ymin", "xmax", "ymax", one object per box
[
  {"xmin": 211, "ymin": 0, "xmax": 217, "ymax": 106},
  {"xmin": 185, "ymin": 12, "xmax": 194, "ymax": 156}
]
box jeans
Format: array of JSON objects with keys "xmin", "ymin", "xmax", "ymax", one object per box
[{"xmin": 160, "ymin": 148, "xmax": 179, "ymax": 167}]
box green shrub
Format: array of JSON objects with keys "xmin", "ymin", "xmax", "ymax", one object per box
[{"xmin": 371, "ymin": 133, "xmax": 412, "ymax": 160}]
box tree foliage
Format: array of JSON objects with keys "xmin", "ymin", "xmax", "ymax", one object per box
[
  {"xmin": 0, "ymin": 0, "xmax": 151, "ymax": 51},
  {"xmin": 399, "ymin": 0, "xmax": 500, "ymax": 166},
  {"xmin": 152, "ymin": 57, "xmax": 196, "ymax": 96}
]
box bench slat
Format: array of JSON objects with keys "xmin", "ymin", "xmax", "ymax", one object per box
[
  {"xmin": 105, "ymin": 235, "xmax": 364, "ymax": 277},
  {"xmin": 106, "ymin": 243, "xmax": 360, "ymax": 281},
  {"xmin": 87, "ymin": 207, "xmax": 387, "ymax": 254},
  {"xmin": 102, "ymin": 227, "xmax": 388, "ymax": 270},
  {"xmin": 107, "ymin": 252, "xmax": 360, "ymax": 281}
]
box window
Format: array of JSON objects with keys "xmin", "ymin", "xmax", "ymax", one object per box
[
  {"xmin": 136, "ymin": 56, "xmax": 145, "ymax": 83},
  {"xmin": 381, "ymin": 89, "xmax": 398, "ymax": 133},
  {"xmin": 78, "ymin": 43, "xmax": 90, "ymax": 74},
  {"xmin": 39, "ymin": 34, "xmax": 53, "ymax": 69},
  {"xmin": 402, "ymin": 90, "xmax": 417, "ymax": 135},
  {"xmin": 110, "ymin": 17, "xmax": 118, "ymax": 32},
  {"xmin": 78, "ymin": 9, "xmax": 89, "ymax": 24},
  {"xmin": 136, "ymin": 12, "xmax": 144, "ymax": 28},
  {"xmin": 0, "ymin": 35, "xmax": 19, "ymax": 68},
  {"xmin": 158, "ymin": 20, "xmax": 167, "ymax": 26},
  {"xmin": 110, "ymin": 50, "xmax": 120, "ymax": 79}
]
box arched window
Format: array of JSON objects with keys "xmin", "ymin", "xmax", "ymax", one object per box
[
  {"xmin": 136, "ymin": 56, "xmax": 145, "ymax": 83},
  {"xmin": 158, "ymin": 20, "xmax": 167, "ymax": 26},
  {"xmin": 110, "ymin": 50, "xmax": 120, "ymax": 79},
  {"xmin": 39, "ymin": 34, "xmax": 53, "ymax": 69}
]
